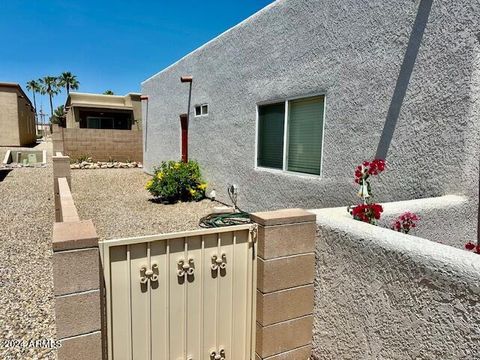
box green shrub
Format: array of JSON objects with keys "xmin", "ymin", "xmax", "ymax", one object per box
[
  {"xmin": 145, "ymin": 160, "xmax": 207, "ymax": 203},
  {"xmin": 71, "ymin": 154, "xmax": 92, "ymax": 164}
]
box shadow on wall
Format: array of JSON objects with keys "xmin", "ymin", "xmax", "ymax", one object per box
[{"xmin": 375, "ymin": 0, "xmax": 434, "ymax": 160}]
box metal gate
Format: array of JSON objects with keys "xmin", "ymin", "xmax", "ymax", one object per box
[{"xmin": 100, "ymin": 224, "xmax": 257, "ymax": 360}]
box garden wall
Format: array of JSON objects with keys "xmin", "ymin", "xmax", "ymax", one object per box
[
  {"xmin": 52, "ymin": 125, "xmax": 142, "ymax": 162},
  {"xmin": 311, "ymin": 195, "xmax": 476, "ymax": 249},
  {"xmin": 51, "ymin": 153, "xmax": 105, "ymax": 360},
  {"xmin": 311, "ymin": 205, "xmax": 480, "ymax": 359}
]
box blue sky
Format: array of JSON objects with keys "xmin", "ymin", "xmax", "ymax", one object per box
[{"xmin": 0, "ymin": 0, "xmax": 274, "ymax": 115}]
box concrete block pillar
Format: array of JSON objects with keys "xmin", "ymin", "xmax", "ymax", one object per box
[
  {"xmin": 52, "ymin": 220, "xmax": 105, "ymax": 360},
  {"xmin": 52, "ymin": 124, "xmax": 65, "ymax": 154},
  {"xmin": 251, "ymin": 209, "xmax": 316, "ymax": 360}
]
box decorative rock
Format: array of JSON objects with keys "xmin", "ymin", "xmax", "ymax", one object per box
[{"xmin": 69, "ymin": 160, "xmax": 142, "ymax": 170}]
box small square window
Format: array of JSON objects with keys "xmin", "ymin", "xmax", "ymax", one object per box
[{"xmin": 194, "ymin": 104, "xmax": 208, "ymax": 117}]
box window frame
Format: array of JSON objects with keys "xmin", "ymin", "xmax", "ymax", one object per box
[
  {"xmin": 194, "ymin": 103, "xmax": 209, "ymax": 117},
  {"xmin": 86, "ymin": 116, "xmax": 115, "ymax": 129},
  {"xmin": 254, "ymin": 93, "xmax": 326, "ymax": 178}
]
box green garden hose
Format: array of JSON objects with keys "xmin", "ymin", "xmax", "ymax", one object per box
[
  {"xmin": 199, "ymin": 211, "xmax": 251, "ymax": 228},
  {"xmin": 199, "ymin": 185, "xmax": 252, "ymax": 228}
]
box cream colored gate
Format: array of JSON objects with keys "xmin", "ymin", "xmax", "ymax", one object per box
[{"xmin": 100, "ymin": 224, "xmax": 257, "ymax": 360}]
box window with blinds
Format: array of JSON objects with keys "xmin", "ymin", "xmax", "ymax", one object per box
[
  {"xmin": 257, "ymin": 102, "xmax": 285, "ymax": 169},
  {"xmin": 256, "ymin": 95, "xmax": 324, "ymax": 175},
  {"xmin": 287, "ymin": 96, "xmax": 324, "ymax": 175}
]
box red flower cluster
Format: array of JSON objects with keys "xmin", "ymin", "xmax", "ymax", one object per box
[
  {"xmin": 351, "ymin": 203, "xmax": 383, "ymax": 224},
  {"xmin": 354, "ymin": 159, "xmax": 386, "ymax": 184},
  {"xmin": 465, "ymin": 242, "xmax": 480, "ymax": 254},
  {"xmin": 391, "ymin": 211, "xmax": 420, "ymax": 234}
]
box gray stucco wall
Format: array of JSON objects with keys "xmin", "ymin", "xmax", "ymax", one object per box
[
  {"xmin": 311, "ymin": 195, "xmax": 476, "ymax": 249},
  {"xmin": 142, "ymin": 0, "xmax": 480, "ymax": 221},
  {"xmin": 313, "ymin": 209, "xmax": 480, "ymax": 359}
]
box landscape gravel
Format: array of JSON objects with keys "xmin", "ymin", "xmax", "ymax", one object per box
[
  {"xmin": 71, "ymin": 168, "xmax": 219, "ymax": 240},
  {"xmin": 0, "ymin": 143, "xmax": 57, "ymax": 360},
  {"xmin": 0, "ymin": 141, "xmax": 220, "ymax": 360}
]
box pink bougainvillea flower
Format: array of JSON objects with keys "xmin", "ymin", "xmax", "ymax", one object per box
[
  {"xmin": 353, "ymin": 159, "xmax": 386, "ymax": 183},
  {"xmin": 391, "ymin": 211, "xmax": 420, "ymax": 234}
]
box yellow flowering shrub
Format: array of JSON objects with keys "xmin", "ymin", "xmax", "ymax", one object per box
[{"xmin": 145, "ymin": 160, "xmax": 207, "ymax": 203}]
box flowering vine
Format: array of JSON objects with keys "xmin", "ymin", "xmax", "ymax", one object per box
[
  {"xmin": 349, "ymin": 159, "xmax": 385, "ymax": 225},
  {"xmin": 391, "ymin": 212, "xmax": 420, "ymax": 234},
  {"xmin": 464, "ymin": 242, "xmax": 480, "ymax": 255}
]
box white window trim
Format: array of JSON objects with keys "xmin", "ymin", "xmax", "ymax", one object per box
[
  {"xmin": 194, "ymin": 103, "xmax": 209, "ymax": 117},
  {"xmin": 254, "ymin": 93, "xmax": 326, "ymax": 178}
]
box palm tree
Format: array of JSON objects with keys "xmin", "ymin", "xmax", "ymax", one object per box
[
  {"xmin": 103, "ymin": 90, "xmax": 115, "ymax": 95},
  {"xmin": 25, "ymin": 79, "xmax": 41, "ymax": 120},
  {"xmin": 39, "ymin": 76, "xmax": 60, "ymax": 120},
  {"xmin": 58, "ymin": 72, "xmax": 79, "ymax": 95},
  {"xmin": 51, "ymin": 105, "xmax": 66, "ymax": 127}
]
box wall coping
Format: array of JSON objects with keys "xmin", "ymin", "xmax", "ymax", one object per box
[
  {"xmin": 310, "ymin": 195, "xmax": 468, "ymax": 220},
  {"xmin": 58, "ymin": 177, "xmax": 80, "ymax": 222},
  {"xmin": 53, "ymin": 220, "xmax": 99, "ymax": 251},
  {"xmin": 312, "ymin": 202, "xmax": 480, "ymax": 287},
  {"xmin": 251, "ymin": 208, "xmax": 316, "ymax": 226}
]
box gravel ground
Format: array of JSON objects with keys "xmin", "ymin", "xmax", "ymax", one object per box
[
  {"xmin": 0, "ymin": 141, "xmax": 57, "ymax": 360},
  {"xmin": 71, "ymin": 168, "xmax": 219, "ymax": 240},
  {"xmin": 0, "ymin": 141, "xmax": 218, "ymax": 360}
]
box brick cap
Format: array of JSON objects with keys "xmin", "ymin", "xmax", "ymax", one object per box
[
  {"xmin": 250, "ymin": 208, "xmax": 316, "ymax": 226},
  {"xmin": 53, "ymin": 220, "xmax": 99, "ymax": 251}
]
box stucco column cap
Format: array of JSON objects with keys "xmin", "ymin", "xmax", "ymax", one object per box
[{"xmin": 250, "ymin": 208, "xmax": 316, "ymax": 226}]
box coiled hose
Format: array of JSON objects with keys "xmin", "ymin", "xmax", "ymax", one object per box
[{"xmin": 199, "ymin": 185, "xmax": 252, "ymax": 228}]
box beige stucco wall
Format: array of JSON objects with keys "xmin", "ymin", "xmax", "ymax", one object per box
[
  {"xmin": 0, "ymin": 86, "xmax": 35, "ymax": 146},
  {"xmin": 0, "ymin": 88, "xmax": 20, "ymax": 145},
  {"xmin": 17, "ymin": 91, "xmax": 36, "ymax": 145},
  {"xmin": 311, "ymin": 205, "xmax": 480, "ymax": 359},
  {"xmin": 129, "ymin": 94, "xmax": 142, "ymax": 131},
  {"xmin": 65, "ymin": 107, "xmax": 77, "ymax": 129}
]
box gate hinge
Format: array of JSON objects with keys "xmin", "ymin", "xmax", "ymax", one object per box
[{"xmin": 249, "ymin": 224, "xmax": 258, "ymax": 243}]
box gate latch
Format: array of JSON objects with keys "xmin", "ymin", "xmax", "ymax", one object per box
[
  {"xmin": 210, "ymin": 349, "xmax": 225, "ymax": 360},
  {"xmin": 139, "ymin": 263, "xmax": 158, "ymax": 284},
  {"xmin": 177, "ymin": 258, "xmax": 195, "ymax": 277},
  {"xmin": 211, "ymin": 253, "xmax": 226, "ymax": 271}
]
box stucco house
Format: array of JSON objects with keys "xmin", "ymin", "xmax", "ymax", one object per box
[
  {"xmin": 51, "ymin": 92, "xmax": 144, "ymax": 162},
  {"xmin": 64, "ymin": 92, "xmax": 142, "ymax": 130},
  {"xmin": 0, "ymin": 82, "xmax": 36, "ymax": 146},
  {"xmin": 141, "ymin": 0, "xmax": 479, "ymax": 221}
]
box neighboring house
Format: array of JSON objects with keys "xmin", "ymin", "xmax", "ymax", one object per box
[
  {"xmin": 141, "ymin": 0, "xmax": 479, "ymax": 216},
  {"xmin": 36, "ymin": 123, "xmax": 50, "ymax": 137},
  {"xmin": 64, "ymin": 92, "xmax": 142, "ymax": 130},
  {"xmin": 0, "ymin": 82, "xmax": 36, "ymax": 146},
  {"xmin": 54, "ymin": 92, "xmax": 143, "ymax": 162}
]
